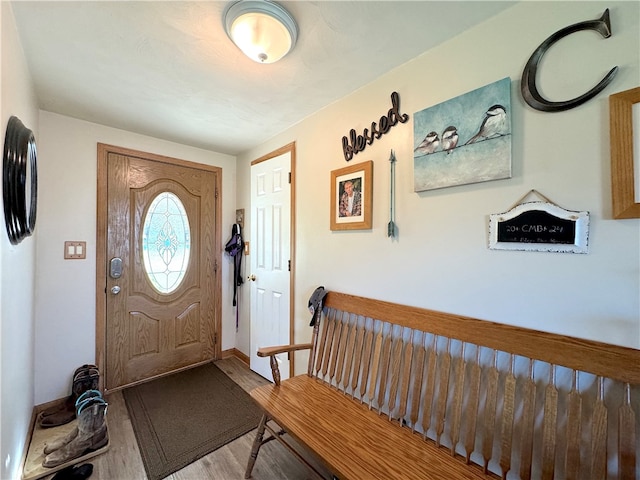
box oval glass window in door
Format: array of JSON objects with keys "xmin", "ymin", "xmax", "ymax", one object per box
[{"xmin": 142, "ymin": 191, "xmax": 191, "ymax": 293}]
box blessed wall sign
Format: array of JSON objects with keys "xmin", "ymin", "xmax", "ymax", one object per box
[{"xmin": 342, "ymin": 91, "xmax": 409, "ymax": 162}]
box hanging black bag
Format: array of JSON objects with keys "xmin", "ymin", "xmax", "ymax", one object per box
[{"xmin": 224, "ymin": 223, "xmax": 244, "ymax": 307}]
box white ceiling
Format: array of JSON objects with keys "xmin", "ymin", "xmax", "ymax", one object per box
[{"xmin": 11, "ymin": 1, "xmax": 515, "ymax": 155}]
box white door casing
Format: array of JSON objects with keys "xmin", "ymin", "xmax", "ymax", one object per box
[{"xmin": 250, "ymin": 148, "xmax": 292, "ymax": 381}]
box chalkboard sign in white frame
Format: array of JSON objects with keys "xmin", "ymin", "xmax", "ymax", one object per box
[{"xmin": 489, "ymin": 201, "xmax": 589, "ymax": 253}]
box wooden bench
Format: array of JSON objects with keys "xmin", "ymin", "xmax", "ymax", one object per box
[{"xmin": 245, "ymin": 291, "xmax": 640, "ymax": 479}]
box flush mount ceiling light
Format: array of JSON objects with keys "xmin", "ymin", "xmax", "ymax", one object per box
[{"xmin": 224, "ymin": 0, "xmax": 298, "ymax": 64}]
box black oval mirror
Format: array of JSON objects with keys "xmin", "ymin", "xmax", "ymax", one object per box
[{"xmin": 3, "ymin": 116, "xmax": 37, "ymax": 245}]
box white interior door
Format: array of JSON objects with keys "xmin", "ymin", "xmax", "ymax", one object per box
[{"xmin": 250, "ymin": 150, "xmax": 291, "ymax": 381}]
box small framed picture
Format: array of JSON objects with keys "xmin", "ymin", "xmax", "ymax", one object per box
[
  {"xmin": 610, "ymin": 86, "xmax": 640, "ymax": 219},
  {"xmin": 330, "ymin": 160, "xmax": 373, "ymax": 231},
  {"xmin": 235, "ymin": 208, "xmax": 245, "ymax": 229}
]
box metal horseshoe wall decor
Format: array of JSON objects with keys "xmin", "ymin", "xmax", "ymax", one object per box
[
  {"xmin": 521, "ymin": 8, "xmax": 618, "ymax": 112},
  {"xmin": 3, "ymin": 116, "xmax": 38, "ymax": 245}
]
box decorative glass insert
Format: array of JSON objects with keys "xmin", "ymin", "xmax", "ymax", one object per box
[{"xmin": 142, "ymin": 192, "xmax": 191, "ymax": 293}]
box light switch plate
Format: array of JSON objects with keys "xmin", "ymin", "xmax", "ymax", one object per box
[{"xmin": 64, "ymin": 241, "xmax": 86, "ymax": 259}]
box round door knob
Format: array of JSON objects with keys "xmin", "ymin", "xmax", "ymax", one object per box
[
  {"xmin": 111, "ymin": 286, "xmax": 121, "ymax": 294},
  {"xmin": 248, "ymin": 274, "xmax": 256, "ymax": 281}
]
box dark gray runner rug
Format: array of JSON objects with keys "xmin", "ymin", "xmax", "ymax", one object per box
[{"xmin": 123, "ymin": 362, "xmax": 262, "ymax": 480}]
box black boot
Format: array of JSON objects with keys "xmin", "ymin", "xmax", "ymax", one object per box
[{"xmin": 51, "ymin": 463, "xmax": 93, "ymax": 480}]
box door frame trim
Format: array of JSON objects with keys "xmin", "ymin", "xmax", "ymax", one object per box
[
  {"xmin": 96, "ymin": 143, "xmax": 223, "ymax": 392},
  {"xmin": 250, "ymin": 142, "xmax": 296, "ymax": 378}
]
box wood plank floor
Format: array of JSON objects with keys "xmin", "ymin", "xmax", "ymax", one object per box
[{"xmin": 41, "ymin": 357, "xmax": 329, "ymax": 480}]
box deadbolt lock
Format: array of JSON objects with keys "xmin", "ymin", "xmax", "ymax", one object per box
[{"xmin": 110, "ymin": 257, "xmax": 123, "ymax": 279}]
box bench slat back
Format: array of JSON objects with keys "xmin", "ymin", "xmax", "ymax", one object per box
[{"xmin": 306, "ymin": 292, "xmax": 640, "ymax": 479}]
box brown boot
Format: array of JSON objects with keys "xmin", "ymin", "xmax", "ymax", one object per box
[
  {"xmin": 44, "ymin": 390, "xmax": 104, "ymax": 455},
  {"xmin": 39, "ymin": 365, "xmax": 97, "ymax": 418},
  {"xmin": 42, "ymin": 397, "xmax": 108, "ymax": 468},
  {"xmin": 43, "ymin": 426, "xmax": 78, "ymax": 455},
  {"xmin": 39, "ymin": 366, "xmax": 99, "ymax": 428}
]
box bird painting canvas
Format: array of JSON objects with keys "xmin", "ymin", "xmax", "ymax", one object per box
[{"xmin": 413, "ymin": 77, "xmax": 512, "ymax": 192}]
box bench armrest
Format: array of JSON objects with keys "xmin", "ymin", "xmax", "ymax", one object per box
[
  {"xmin": 257, "ymin": 343, "xmax": 313, "ymax": 358},
  {"xmin": 256, "ymin": 343, "xmax": 313, "ymax": 385}
]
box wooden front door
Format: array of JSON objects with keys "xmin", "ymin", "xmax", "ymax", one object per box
[{"xmin": 98, "ymin": 144, "xmax": 221, "ymax": 391}]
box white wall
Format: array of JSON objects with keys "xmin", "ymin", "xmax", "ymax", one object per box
[
  {"xmin": 34, "ymin": 112, "xmax": 237, "ymax": 405},
  {"xmin": 236, "ymin": 2, "xmax": 640, "ymax": 373},
  {"xmin": 1, "ymin": 3, "xmax": 39, "ymax": 479}
]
